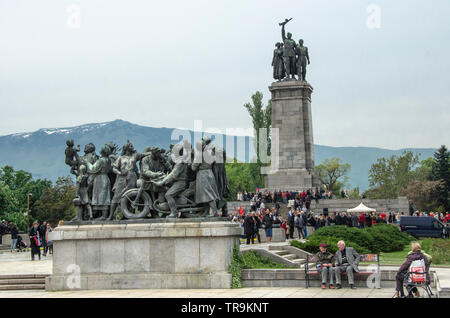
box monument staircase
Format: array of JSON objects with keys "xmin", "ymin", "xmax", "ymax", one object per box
[{"xmin": 0, "ymin": 274, "xmax": 49, "ymax": 290}]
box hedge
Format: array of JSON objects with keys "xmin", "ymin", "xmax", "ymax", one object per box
[{"xmin": 291, "ymin": 224, "xmax": 414, "ymax": 254}]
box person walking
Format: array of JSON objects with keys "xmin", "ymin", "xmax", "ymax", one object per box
[
  {"xmin": 10, "ymin": 224, "xmax": 18, "ymax": 252},
  {"xmin": 287, "ymin": 208, "xmax": 295, "ymax": 239},
  {"xmin": 358, "ymin": 213, "xmax": 366, "ymax": 229},
  {"xmin": 44, "ymin": 223, "xmax": 53, "ymax": 256},
  {"xmin": 0, "ymin": 220, "xmax": 7, "ymax": 245},
  {"xmin": 39, "ymin": 221, "xmax": 47, "ymax": 256},
  {"xmin": 351, "ymin": 213, "xmax": 359, "ymax": 228},
  {"xmin": 302, "ymin": 211, "xmax": 309, "ymax": 238},
  {"xmin": 254, "ymin": 212, "xmax": 262, "ymax": 243},
  {"xmin": 262, "ymin": 209, "xmax": 273, "ymax": 243},
  {"xmin": 244, "ymin": 212, "xmax": 256, "ymax": 245},
  {"xmin": 29, "ymin": 221, "xmax": 41, "ymax": 261},
  {"xmin": 295, "ymin": 212, "xmax": 305, "ymax": 239}
]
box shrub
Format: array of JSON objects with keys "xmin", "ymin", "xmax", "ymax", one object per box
[
  {"xmin": 364, "ymin": 224, "xmax": 414, "ymax": 253},
  {"xmin": 229, "ymin": 245, "xmax": 244, "ymax": 288},
  {"xmin": 291, "ymin": 224, "xmax": 415, "ymax": 254},
  {"xmin": 291, "ymin": 237, "xmax": 370, "ymax": 254},
  {"xmin": 307, "ymin": 226, "xmax": 375, "ymax": 252}
]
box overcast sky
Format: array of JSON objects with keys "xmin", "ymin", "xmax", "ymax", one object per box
[{"xmin": 1, "ymin": 0, "xmax": 449, "ymax": 149}]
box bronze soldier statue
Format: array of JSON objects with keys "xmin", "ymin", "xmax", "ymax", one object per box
[
  {"xmin": 296, "ymin": 39, "xmax": 310, "ymax": 81},
  {"xmin": 153, "ymin": 143, "xmax": 190, "ymax": 218},
  {"xmin": 272, "ymin": 42, "xmax": 285, "ymax": 81},
  {"xmin": 280, "ymin": 18, "xmax": 297, "ymax": 80}
]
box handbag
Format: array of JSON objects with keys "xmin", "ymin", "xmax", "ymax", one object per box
[{"xmin": 33, "ymin": 236, "xmax": 40, "ymax": 247}]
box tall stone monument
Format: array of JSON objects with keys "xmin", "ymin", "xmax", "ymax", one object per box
[{"xmin": 265, "ymin": 18, "xmax": 320, "ymax": 190}]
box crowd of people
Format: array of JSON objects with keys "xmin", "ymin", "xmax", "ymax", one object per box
[
  {"xmin": 411, "ymin": 211, "xmax": 450, "ymax": 223},
  {"xmin": 228, "ymin": 204, "xmax": 408, "ymax": 244},
  {"xmin": 0, "ymin": 219, "xmax": 59, "ymax": 260},
  {"xmin": 236, "ymin": 188, "xmax": 367, "ymax": 203}
]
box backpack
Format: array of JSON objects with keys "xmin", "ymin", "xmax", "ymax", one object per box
[{"xmin": 408, "ymin": 258, "xmax": 426, "ymax": 283}]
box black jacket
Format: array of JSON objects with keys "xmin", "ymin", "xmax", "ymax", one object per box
[
  {"xmin": 11, "ymin": 227, "xmax": 18, "ymax": 240},
  {"xmin": 29, "ymin": 227, "xmax": 40, "ymax": 247},
  {"xmin": 263, "ymin": 214, "xmax": 273, "ymax": 229},
  {"xmin": 288, "ymin": 214, "xmax": 295, "ymax": 227},
  {"xmin": 243, "ymin": 216, "xmax": 256, "ymax": 235},
  {"xmin": 0, "ymin": 224, "xmax": 6, "ymax": 235}
]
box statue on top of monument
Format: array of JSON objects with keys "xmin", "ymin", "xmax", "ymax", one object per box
[
  {"xmin": 280, "ymin": 18, "xmax": 297, "ymax": 80},
  {"xmin": 296, "ymin": 39, "xmax": 310, "ymax": 81},
  {"xmin": 272, "ymin": 42, "xmax": 285, "ymax": 81},
  {"xmin": 273, "ymin": 18, "xmax": 311, "ymax": 82}
]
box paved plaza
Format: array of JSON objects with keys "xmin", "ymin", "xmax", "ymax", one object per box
[
  {"xmin": 0, "ymin": 250, "xmax": 421, "ymax": 298},
  {"xmin": 0, "ymin": 286, "xmax": 396, "ymax": 298}
]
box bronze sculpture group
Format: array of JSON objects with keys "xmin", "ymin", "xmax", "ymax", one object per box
[
  {"xmin": 272, "ymin": 18, "xmax": 310, "ymax": 81},
  {"xmin": 65, "ymin": 137, "xmax": 229, "ymax": 221}
]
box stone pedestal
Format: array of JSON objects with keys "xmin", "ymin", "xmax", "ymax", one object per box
[
  {"xmin": 264, "ymin": 80, "xmax": 320, "ymax": 190},
  {"xmin": 45, "ymin": 220, "xmax": 240, "ymax": 290}
]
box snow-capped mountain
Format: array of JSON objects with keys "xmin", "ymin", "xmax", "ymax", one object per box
[{"xmin": 0, "ymin": 120, "xmax": 436, "ymax": 190}]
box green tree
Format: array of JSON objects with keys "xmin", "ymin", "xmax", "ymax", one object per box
[
  {"xmin": 431, "ymin": 145, "xmax": 450, "ymax": 211},
  {"xmin": 366, "ymin": 151, "xmax": 420, "ymax": 199},
  {"xmin": 244, "ymin": 91, "xmax": 272, "ymax": 173},
  {"xmin": 226, "ymin": 159, "xmax": 261, "ymax": 200},
  {"xmin": 0, "ymin": 183, "xmax": 21, "ymax": 216},
  {"xmin": 402, "ymin": 180, "xmax": 444, "ymax": 212},
  {"xmin": 348, "ymin": 187, "xmax": 361, "ymax": 199},
  {"xmin": 33, "ymin": 176, "xmax": 76, "ymax": 226},
  {"xmin": 315, "ymin": 158, "xmax": 351, "ymax": 193},
  {"xmin": 0, "ymin": 166, "xmax": 52, "ymax": 217}
]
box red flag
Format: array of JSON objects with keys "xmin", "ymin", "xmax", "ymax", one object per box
[{"xmin": 239, "ymin": 206, "xmax": 244, "ymax": 215}]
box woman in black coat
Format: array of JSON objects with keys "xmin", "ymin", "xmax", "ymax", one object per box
[
  {"xmin": 243, "ymin": 212, "xmax": 257, "ymax": 245},
  {"xmin": 29, "ymin": 221, "xmax": 41, "ymax": 261}
]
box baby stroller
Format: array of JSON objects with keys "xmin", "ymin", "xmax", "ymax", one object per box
[
  {"xmin": 403, "ymin": 258, "xmax": 434, "ymax": 298},
  {"xmin": 16, "ymin": 235, "xmax": 28, "ymax": 252}
]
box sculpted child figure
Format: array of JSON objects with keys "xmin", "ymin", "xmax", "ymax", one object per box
[{"xmin": 65, "ymin": 139, "xmax": 80, "ymax": 175}]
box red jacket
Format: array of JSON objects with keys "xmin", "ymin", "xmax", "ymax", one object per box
[{"xmin": 359, "ymin": 213, "xmax": 366, "ymax": 223}]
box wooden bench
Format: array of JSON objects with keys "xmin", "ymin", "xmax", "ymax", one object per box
[{"xmin": 305, "ymin": 253, "xmax": 380, "ymax": 288}]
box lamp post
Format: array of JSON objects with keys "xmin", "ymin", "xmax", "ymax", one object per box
[{"xmin": 26, "ymin": 192, "xmax": 32, "ymax": 231}]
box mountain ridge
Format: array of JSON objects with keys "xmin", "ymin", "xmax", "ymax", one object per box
[{"xmin": 0, "ymin": 120, "xmax": 436, "ymax": 191}]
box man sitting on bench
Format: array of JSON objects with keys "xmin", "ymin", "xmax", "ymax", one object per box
[
  {"xmin": 315, "ymin": 243, "xmax": 335, "ymax": 289},
  {"xmin": 334, "ymin": 240, "xmax": 360, "ymax": 289}
]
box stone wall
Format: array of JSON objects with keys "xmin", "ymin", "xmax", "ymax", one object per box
[
  {"xmin": 46, "ymin": 221, "xmax": 240, "ymax": 290},
  {"xmin": 228, "ymin": 197, "xmax": 409, "ymax": 215}
]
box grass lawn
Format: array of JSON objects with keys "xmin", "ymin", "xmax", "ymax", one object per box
[
  {"xmin": 366, "ymin": 239, "xmax": 450, "ymax": 267},
  {"xmin": 242, "ymin": 250, "xmax": 288, "ymax": 269}
]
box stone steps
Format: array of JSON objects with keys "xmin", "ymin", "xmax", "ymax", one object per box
[
  {"xmin": 291, "ymin": 258, "xmax": 306, "ymax": 265},
  {"xmin": 283, "ymin": 253, "xmax": 298, "ymax": 260},
  {"xmin": 0, "ymin": 284, "xmax": 46, "ymax": 290},
  {"xmin": 0, "ymin": 274, "xmax": 49, "ymax": 290},
  {"xmin": 271, "ymin": 250, "xmax": 289, "ymax": 256},
  {"xmin": 264, "ymin": 245, "xmax": 309, "ymax": 268}
]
